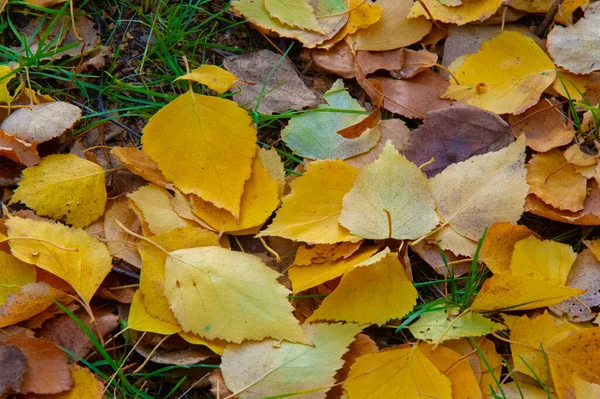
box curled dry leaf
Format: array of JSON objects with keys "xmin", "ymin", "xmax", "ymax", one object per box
[
  {"xmin": 403, "ymin": 103, "xmax": 514, "ymax": 177},
  {"xmin": 0, "ymin": 102, "xmax": 81, "ymax": 144},
  {"xmin": 391, "ymin": 48, "xmax": 438, "ymax": 79},
  {"xmin": 223, "ymin": 49, "xmax": 318, "ymax": 114},
  {"xmin": 0, "ymin": 130, "xmax": 40, "ymax": 166},
  {"xmin": 547, "ymin": 2, "xmax": 600, "ymax": 74},
  {"xmin": 376, "ymin": 71, "xmax": 453, "ymax": 119}
]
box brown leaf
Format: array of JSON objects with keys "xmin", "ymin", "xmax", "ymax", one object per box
[
  {"xmin": 508, "ymin": 98, "xmax": 574, "ymax": 152},
  {"xmin": 0, "ymin": 156, "xmax": 24, "ymax": 187},
  {"xmin": 208, "ymin": 369, "xmax": 233, "ymax": 399},
  {"xmin": 22, "ymin": 303, "xmax": 79, "ymax": 330},
  {"xmin": 0, "ymin": 130, "xmax": 40, "ymax": 166},
  {"xmin": 110, "ymin": 147, "xmax": 171, "ymax": 189},
  {"xmin": 390, "ymin": 49, "xmax": 438, "ymax": 79},
  {"xmin": 345, "ymin": 119, "xmax": 411, "ymax": 168},
  {"xmin": 338, "ymin": 67, "xmax": 383, "ymax": 139},
  {"xmin": 403, "ymin": 103, "xmax": 514, "ymax": 177},
  {"xmin": 39, "ymin": 309, "xmax": 119, "ymax": 359},
  {"xmin": 3, "ymin": 333, "xmax": 71, "ymax": 394},
  {"xmin": 550, "ymin": 249, "xmax": 600, "ymax": 322},
  {"xmin": 0, "ymin": 283, "xmax": 70, "ymax": 329},
  {"xmin": 0, "ymin": 345, "xmax": 27, "ymax": 397},
  {"xmin": 223, "ymin": 50, "xmax": 318, "ymax": 115},
  {"xmin": 103, "ymin": 198, "xmax": 142, "ymax": 268},
  {"xmin": 376, "ymin": 71, "xmax": 453, "ymax": 119},
  {"xmin": 525, "ymin": 182, "xmax": 600, "ymax": 226}
]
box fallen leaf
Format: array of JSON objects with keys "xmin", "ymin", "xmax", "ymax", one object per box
[
  {"xmin": 141, "ymin": 90, "xmax": 256, "ymax": 218},
  {"xmin": 508, "ymin": 98, "xmax": 574, "ymax": 152},
  {"xmin": 294, "ymin": 241, "xmax": 362, "ymax": 266},
  {"xmin": 110, "ymin": 147, "xmax": 171, "ymax": 188},
  {"xmin": 0, "ymin": 65, "xmax": 14, "ymax": 104},
  {"xmin": 25, "ymin": 365, "xmax": 105, "ymax": 399},
  {"xmin": 282, "ymin": 80, "xmax": 380, "ymax": 160},
  {"xmin": 0, "ymin": 283, "xmax": 70, "ymax": 328},
  {"xmin": 0, "ymin": 130, "xmax": 40, "ymax": 166},
  {"xmin": 164, "ymin": 246, "xmax": 306, "ymax": 343},
  {"xmin": 23, "ymin": 0, "xmax": 68, "ymax": 8},
  {"xmin": 264, "ymin": 0, "xmax": 321, "ymax": 32},
  {"xmin": 0, "ymin": 345, "xmax": 27, "ymax": 397},
  {"xmin": 480, "ymin": 222, "xmax": 540, "ymax": 274},
  {"xmin": 376, "ymin": 71, "xmax": 453, "ymax": 119},
  {"xmin": 289, "ymin": 246, "xmax": 379, "ymax": 293},
  {"xmin": 574, "ymin": 374, "xmax": 600, "ymax": 398},
  {"xmin": 317, "ymin": 0, "xmax": 383, "ymax": 49},
  {"xmin": 550, "ymin": 248, "xmax": 600, "ymax": 322},
  {"xmin": 6, "ymin": 216, "xmax": 112, "ymax": 303},
  {"xmin": 175, "ymin": 65, "xmax": 237, "ymax": 94},
  {"xmin": 0, "ymin": 102, "xmax": 81, "ymax": 143},
  {"xmin": 527, "ymin": 149, "xmax": 587, "ymax": 212},
  {"xmin": 128, "ymin": 184, "xmax": 194, "ymax": 235},
  {"xmin": 444, "ymin": 31, "xmax": 556, "ymax": 115},
  {"xmin": 178, "ymin": 331, "xmax": 227, "ymax": 355},
  {"xmin": 224, "ymin": 50, "xmax": 318, "ymax": 114},
  {"xmin": 103, "ymin": 198, "xmax": 142, "ymax": 267},
  {"xmin": 221, "ymin": 323, "xmax": 362, "ymax": 399},
  {"xmin": 231, "ymin": 0, "xmax": 348, "ymax": 48},
  {"xmin": 430, "ymin": 226, "xmax": 479, "ymax": 257},
  {"xmin": 493, "ymin": 382, "xmax": 558, "ymax": 399},
  {"xmin": 509, "ymin": 236, "xmax": 576, "ymax": 285},
  {"xmin": 403, "ymin": 103, "xmax": 514, "ymax": 177},
  {"xmin": 0, "ymin": 251, "xmax": 36, "ymax": 305},
  {"xmin": 340, "ymin": 141, "xmax": 438, "ymax": 239},
  {"xmin": 411, "ymin": 241, "xmax": 472, "ymax": 276},
  {"xmin": 258, "ymin": 160, "xmax": 360, "ymax": 244},
  {"xmin": 420, "ymin": 344, "xmax": 483, "ymax": 399},
  {"xmin": 344, "ymin": 343, "xmax": 452, "ymax": 399},
  {"xmin": 307, "ymin": 249, "xmax": 417, "ymax": 325},
  {"xmin": 257, "ymin": 147, "xmax": 286, "ymax": 198},
  {"xmin": 4, "ymin": 333, "xmax": 71, "ymax": 394},
  {"xmin": 430, "ymin": 136, "xmax": 528, "ymax": 242},
  {"xmin": 345, "ymin": 119, "xmax": 411, "ymax": 168},
  {"xmin": 190, "ymin": 154, "xmax": 279, "ymax": 234},
  {"xmin": 346, "ymin": 0, "xmax": 432, "ymax": 51},
  {"xmin": 408, "ymin": 0, "xmax": 503, "ymax": 25},
  {"xmin": 470, "ymin": 273, "xmax": 584, "ymax": 311},
  {"xmin": 133, "ymin": 333, "xmax": 213, "ymax": 366},
  {"xmin": 552, "ymin": 70, "xmax": 588, "ymax": 101},
  {"xmin": 547, "ymin": 2, "xmax": 600, "ymax": 74},
  {"xmin": 128, "ymin": 290, "xmax": 181, "ymax": 335},
  {"xmin": 10, "ymin": 154, "xmax": 107, "ymax": 228},
  {"xmin": 39, "ymin": 309, "xmax": 118, "ymax": 359},
  {"xmin": 391, "ymin": 48, "xmax": 438, "ymax": 79},
  {"xmin": 408, "ymin": 309, "xmax": 503, "ymax": 344}
]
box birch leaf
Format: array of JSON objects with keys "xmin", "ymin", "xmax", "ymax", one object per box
[
  {"xmin": 264, "ymin": 0, "xmax": 321, "ymax": 32},
  {"xmin": 175, "ymin": 65, "xmax": 237, "ymax": 94}
]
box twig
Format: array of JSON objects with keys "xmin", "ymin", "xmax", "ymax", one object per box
[{"xmin": 536, "ymin": 0, "xmax": 564, "ymax": 36}]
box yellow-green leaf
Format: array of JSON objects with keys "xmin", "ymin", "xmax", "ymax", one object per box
[
  {"xmin": 264, "ymin": 0, "xmax": 322, "ymax": 32},
  {"xmin": 10, "ymin": 154, "xmax": 107, "ymax": 228}
]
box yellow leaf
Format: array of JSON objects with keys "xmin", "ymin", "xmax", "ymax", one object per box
[
  {"xmin": 346, "ymin": 0, "xmax": 382, "ymax": 36},
  {"xmin": 175, "ymin": 65, "xmax": 237, "ymax": 94},
  {"xmin": 552, "ymin": 70, "xmax": 587, "ymax": 101},
  {"xmin": 10, "ymin": 154, "xmax": 107, "ymax": 228},
  {"xmin": 258, "ymin": 160, "xmax": 360, "ymax": 244},
  {"xmin": 346, "ymin": 0, "xmax": 431, "ymax": 51},
  {"xmin": 480, "ymin": 222, "xmax": 539, "ymax": 274},
  {"xmin": 264, "ymin": 0, "xmax": 321, "ymax": 32},
  {"xmin": 257, "ymin": 147, "xmax": 286, "ymax": 199},
  {"xmin": 409, "ymin": 0, "xmax": 502, "ymax": 25},
  {"xmin": 190, "ymin": 154, "xmax": 279, "ymax": 234},
  {"xmin": 294, "ymin": 240, "xmax": 362, "ymax": 266},
  {"xmin": 470, "ymin": 273, "xmax": 584, "ymax": 312},
  {"xmin": 344, "ymin": 343, "xmax": 452, "ymax": 399},
  {"xmin": 128, "ymin": 290, "xmax": 181, "ymax": 335},
  {"xmin": 139, "ymin": 226, "xmax": 219, "ymax": 324},
  {"xmin": 574, "ymin": 375, "xmax": 600, "ymax": 397},
  {"xmin": 110, "ymin": 147, "xmax": 171, "ymax": 188},
  {"xmin": 127, "ymin": 184, "xmax": 194, "ymax": 235},
  {"xmin": 221, "ymin": 323, "xmax": 362, "ymax": 398},
  {"xmin": 509, "ymin": 236, "xmax": 576, "ymax": 285},
  {"xmin": 28, "ymin": 364, "xmax": 104, "ymax": 399},
  {"xmin": 289, "ymin": 246, "xmax": 380, "ymax": 293},
  {"xmin": 178, "ymin": 332, "xmax": 227, "ymax": 356},
  {"xmin": 0, "ymin": 283, "xmax": 69, "ymax": 328},
  {"xmin": 6, "ymin": 216, "xmax": 112, "ymax": 303},
  {"xmin": 408, "ymin": 309, "xmax": 503, "ymax": 344},
  {"xmin": 141, "ymin": 90, "xmax": 256, "ymax": 218},
  {"xmin": 340, "ymin": 141, "xmax": 439, "ymax": 240},
  {"xmin": 510, "ymin": 312, "xmax": 587, "ymax": 384},
  {"xmin": 164, "ymin": 246, "xmax": 305, "ymax": 343},
  {"xmin": 430, "ymin": 136, "xmax": 528, "ymax": 242},
  {"xmin": 307, "ymin": 249, "xmax": 417, "ymax": 325},
  {"xmin": 527, "ymin": 149, "xmax": 587, "ymax": 212},
  {"xmin": 0, "ymin": 251, "xmax": 36, "ymax": 305},
  {"xmin": 0, "ymin": 65, "xmax": 14, "ymax": 104},
  {"xmin": 420, "ymin": 344, "xmax": 483, "ymax": 399},
  {"xmin": 444, "ymin": 31, "xmax": 556, "ymax": 115}
]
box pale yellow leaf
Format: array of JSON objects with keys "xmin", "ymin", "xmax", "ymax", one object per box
[
  {"xmin": 175, "ymin": 65, "xmax": 237, "ymax": 94},
  {"xmin": 6, "ymin": 216, "xmax": 112, "ymax": 303},
  {"xmin": 11, "ymin": 154, "xmax": 107, "ymax": 228},
  {"xmin": 258, "ymin": 160, "xmax": 360, "ymax": 244},
  {"xmin": 340, "ymin": 141, "xmax": 438, "ymax": 240},
  {"xmin": 164, "ymin": 246, "xmax": 306, "ymax": 343},
  {"xmin": 0, "ymin": 251, "xmax": 36, "ymax": 305},
  {"xmin": 141, "ymin": 90, "xmax": 256, "ymax": 218},
  {"xmin": 444, "ymin": 31, "xmax": 556, "ymax": 115},
  {"xmin": 307, "ymin": 249, "xmax": 417, "ymax": 325},
  {"xmin": 509, "ymin": 236, "xmax": 576, "ymax": 285},
  {"xmin": 430, "ymin": 136, "xmax": 528, "ymax": 242},
  {"xmin": 408, "ymin": 0, "xmax": 502, "ymax": 25},
  {"xmin": 221, "ymin": 323, "xmax": 362, "ymax": 399},
  {"xmin": 110, "ymin": 147, "xmax": 171, "ymax": 188},
  {"xmin": 257, "ymin": 147, "xmax": 286, "ymax": 199}
]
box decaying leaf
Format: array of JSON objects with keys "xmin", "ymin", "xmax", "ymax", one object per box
[
  {"xmin": 0, "ymin": 102, "xmax": 81, "ymax": 143},
  {"xmin": 11, "ymin": 154, "xmax": 107, "ymax": 228},
  {"xmin": 0, "ymin": 345, "xmax": 27, "ymax": 397},
  {"xmin": 403, "ymin": 103, "xmax": 514, "ymax": 177},
  {"xmin": 340, "ymin": 141, "xmax": 439, "ymax": 240},
  {"xmin": 221, "ymin": 323, "xmax": 362, "ymax": 399}
]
